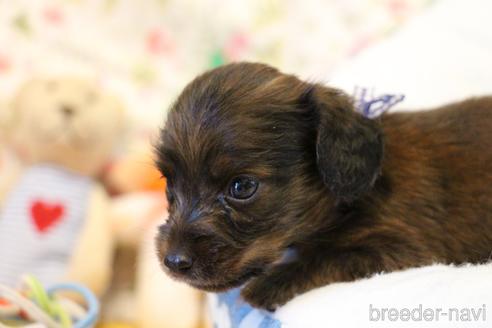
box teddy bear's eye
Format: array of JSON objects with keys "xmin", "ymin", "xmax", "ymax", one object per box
[{"xmin": 229, "ymin": 176, "xmax": 259, "ymax": 200}]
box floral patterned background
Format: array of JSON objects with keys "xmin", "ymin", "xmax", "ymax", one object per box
[
  {"xmin": 0, "ymin": 1, "xmax": 437, "ymax": 326},
  {"xmin": 0, "ymin": 0, "xmax": 432, "ymax": 129}
]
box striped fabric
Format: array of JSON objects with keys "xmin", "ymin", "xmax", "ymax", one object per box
[{"xmin": 0, "ymin": 164, "xmax": 91, "ymax": 287}]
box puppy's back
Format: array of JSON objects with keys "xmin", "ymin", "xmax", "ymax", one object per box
[
  {"xmin": 379, "ymin": 97, "xmax": 492, "ymax": 263},
  {"xmin": 382, "ymin": 96, "xmax": 492, "ymax": 176}
]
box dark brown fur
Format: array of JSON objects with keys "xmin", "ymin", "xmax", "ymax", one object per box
[{"xmin": 155, "ymin": 62, "xmax": 492, "ymax": 310}]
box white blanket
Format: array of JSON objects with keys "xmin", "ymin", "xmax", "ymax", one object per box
[
  {"xmin": 209, "ymin": 263, "xmax": 492, "ymax": 328},
  {"xmin": 276, "ymin": 263, "xmax": 492, "ymax": 328}
]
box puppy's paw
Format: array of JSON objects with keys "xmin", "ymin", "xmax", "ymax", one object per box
[{"xmin": 241, "ymin": 275, "xmax": 296, "ymax": 311}]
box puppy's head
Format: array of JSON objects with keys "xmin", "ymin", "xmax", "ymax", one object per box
[{"xmin": 155, "ymin": 63, "xmax": 383, "ymax": 291}]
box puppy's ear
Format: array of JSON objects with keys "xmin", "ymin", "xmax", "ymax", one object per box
[{"xmin": 302, "ymin": 84, "xmax": 383, "ymax": 201}]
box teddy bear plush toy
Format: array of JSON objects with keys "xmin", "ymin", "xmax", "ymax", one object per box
[{"xmin": 0, "ymin": 77, "xmax": 123, "ymax": 297}]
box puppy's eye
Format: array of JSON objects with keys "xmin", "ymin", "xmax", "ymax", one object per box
[{"xmin": 229, "ymin": 176, "xmax": 259, "ymax": 200}]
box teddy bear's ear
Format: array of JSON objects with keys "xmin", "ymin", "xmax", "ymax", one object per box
[
  {"xmin": 107, "ymin": 94, "xmax": 127, "ymax": 133},
  {"xmin": 0, "ymin": 79, "xmax": 46, "ymax": 141},
  {"xmin": 1, "ymin": 81, "xmax": 27, "ymax": 130},
  {"xmin": 0, "ymin": 98, "xmax": 16, "ymax": 141}
]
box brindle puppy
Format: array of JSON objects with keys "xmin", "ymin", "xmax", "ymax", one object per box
[{"xmin": 155, "ymin": 62, "xmax": 492, "ymax": 310}]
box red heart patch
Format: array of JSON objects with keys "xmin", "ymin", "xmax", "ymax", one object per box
[{"xmin": 30, "ymin": 200, "xmax": 65, "ymax": 233}]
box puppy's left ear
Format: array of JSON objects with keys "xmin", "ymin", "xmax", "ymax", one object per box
[{"xmin": 302, "ymin": 84, "xmax": 383, "ymax": 201}]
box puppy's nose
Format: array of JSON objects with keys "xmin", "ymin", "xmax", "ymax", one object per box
[
  {"xmin": 60, "ymin": 105, "xmax": 75, "ymax": 118},
  {"xmin": 164, "ymin": 252, "xmax": 193, "ymax": 272}
]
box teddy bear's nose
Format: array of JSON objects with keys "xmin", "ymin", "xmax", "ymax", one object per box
[{"xmin": 60, "ymin": 105, "xmax": 75, "ymax": 118}]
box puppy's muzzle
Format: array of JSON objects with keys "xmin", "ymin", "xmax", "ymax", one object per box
[{"xmin": 164, "ymin": 251, "xmax": 193, "ymax": 272}]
